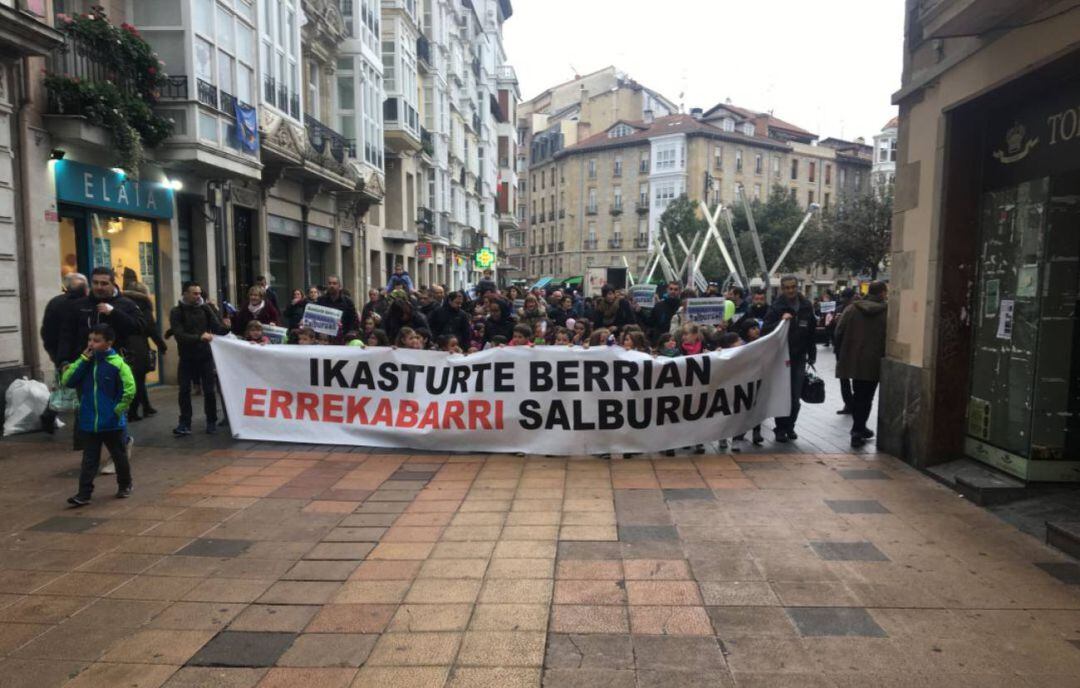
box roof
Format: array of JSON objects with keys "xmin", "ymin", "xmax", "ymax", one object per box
[
  {"xmin": 703, "ymin": 101, "xmax": 815, "ymax": 138},
  {"xmin": 557, "ymin": 114, "xmax": 789, "ymax": 157},
  {"xmin": 883, "ymin": 116, "xmax": 899, "ymax": 130}
]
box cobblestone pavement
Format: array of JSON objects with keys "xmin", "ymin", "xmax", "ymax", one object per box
[{"xmin": 1, "ymin": 355, "xmax": 1079, "ymax": 687}]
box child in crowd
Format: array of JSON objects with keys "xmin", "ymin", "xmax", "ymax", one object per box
[
  {"xmin": 571, "ymin": 319, "xmax": 591, "ymax": 346},
  {"xmin": 366, "ymin": 329, "xmax": 389, "ymax": 347},
  {"xmin": 621, "ymin": 330, "xmax": 650, "ymax": 353},
  {"xmin": 656, "ymin": 333, "xmax": 680, "ymax": 358},
  {"xmin": 344, "ymin": 330, "xmax": 366, "ymax": 347},
  {"xmin": 553, "ymin": 327, "xmax": 573, "ymax": 346},
  {"xmin": 469, "ymin": 321, "xmax": 486, "ymax": 352},
  {"xmin": 533, "ymin": 319, "xmax": 549, "ymax": 345},
  {"xmin": 62, "ymin": 324, "xmax": 134, "ymax": 506},
  {"xmin": 396, "ymin": 327, "xmax": 423, "ymax": 349},
  {"xmin": 244, "ymin": 321, "xmax": 268, "ymax": 345},
  {"xmin": 416, "ymin": 327, "xmax": 433, "ymax": 350},
  {"xmin": 677, "ymin": 322, "xmax": 705, "ymax": 356},
  {"xmin": 509, "ymin": 324, "xmax": 533, "ymax": 346},
  {"xmin": 717, "ymin": 332, "xmax": 741, "ymax": 350},
  {"xmin": 587, "ymin": 327, "xmax": 610, "ymax": 348},
  {"xmin": 296, "ymin": 327, "xmax": 316, "ymax": 345},
  {"xmin": 488, "ymin": 335, "xmax": 508, "ymax": 348},
  {"xmin": 733, "ymin": 319, "xmax": 764, "ymax": 445},
  {"xmin": 437, "ymin": 334, "xmax": 463, "ymax": 354}
]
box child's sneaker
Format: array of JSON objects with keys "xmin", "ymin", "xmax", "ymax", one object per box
[
  {"xmin": 125, "ymin": 435, "xmax": 135, "ymax": 460},
  {"xmin": 67, "ymin": 495, "xmax": 90, "ymax": 507},
  {"xmin": 100, "ymin": 459, "xmax": 117, "ymax": 475},
  {"xmin": 116, "ymin": 486, "xmax": 133, "ymax": 499}
]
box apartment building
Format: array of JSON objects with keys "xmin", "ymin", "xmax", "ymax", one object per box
[
  {"xmin": 871, "ymin": 116, "xmax": 898, "ymax": 190},
  {"xmin": 522, "ymin": 101, "xmax": 872, "ymax": 284},
  {"xmin": 5, "ymin": 0, "xmax": 513, "ymax": 396}
]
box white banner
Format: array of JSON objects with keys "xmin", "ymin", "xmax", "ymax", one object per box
[
  {"xmin": 211, "ymin": 322, "xmax": 792, "ymax": 454},
  {"xmin": 686, "ymin": 297, "xmax": 727, "ymax": 325}
]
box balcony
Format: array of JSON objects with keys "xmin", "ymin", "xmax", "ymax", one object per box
[
  {"xmin": 558, "ymin": 209, "xmax": 565, "ymax": 219},
  {"xmin": 636, "ymin": 202, "xmax": 649, "ymax": 215},
  {"xmin": 496, "ymin": 65, "xmax": 518, "ymax": 83},
  {"xmin": 538, "ymin": 244, "xmax": 545, "ymax": 254},
  {"xmin": 635, "ymin": 236, "xmax": 649, "ymax": 248},
  {"xmin": 548, "ymin": 242, "xmax": 556, "ymax": 253},
  {"xmin": 471, "ymin": 112, "xmax": 481, "ymax": 133},
  {"xmin": 613, "ymin": 165, "xmax": 623, "ymax": 178},
  {"xmin": 197, "ymin": 78, "xmax": 218, "ymax": 109},
  {"xmin": 471, "ymin": 57, "xmax": 481, "ymax": 79},
  {"xmin": 263, "ymin": 75, "xmax": 276, "ymax": 104},
  {"xmin": 584, "ymin": 239, "xmax": 598, "ymax": 250},
  {"xmin": 530, "ymin": 214, "xmax": 536, "ymax": 224},
  {"xmin": 558, "ymin": 241, "xmax": 565, "ymax": 251},
  {"xmin": 586, "ymin": 206, "xmax": 598, "ymax": 216},
  {"xmin": 609, "ymin": 238, "xmax": 623, "ymax": 249},
  {"xmin": 383, "ymin": 228, "xmax": 420, "ymax": 243},
  {"xmin": 383, "ymin": 96, "xmax": 422, "ymax": 152},
  {"xmin": 639, "ymin": 161, "xmax": 649, "ymax": 174},
  {"xmin": 417, "ymin": 206, "xmax": 435, "ymax": 235},
  {"xmin": 305, "ymin": 113, "xmax": 352, "ymax": 164},
  {"xmin": 417, "ymin": 34, "xmax": 431, "ymax": 70},
  {"xmin": 917, "ymin": 0, "xmax": 1049, "ymax": 41},
  {"xmin": 547, "ymin": 211, "xmax": 555, "ymax": 222},
  {"xmin": 610, "ymin": 204, "xmax": 623, "ymax": 216},
  {"xmin": 160, "ymin": 75, "xmax": 189, "ymax": 100},
  {"xmin": 530, "ymin": 246, "xmax": 536, "ymax": 255}
]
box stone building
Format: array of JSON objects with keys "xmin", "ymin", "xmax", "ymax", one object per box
[{"xmin": 881, "ymin": 0, "xmax": 1080, "ymax": 481}]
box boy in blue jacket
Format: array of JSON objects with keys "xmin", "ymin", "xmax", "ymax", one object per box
[{"xmin": 61, "ymin": 324, "xmax": 135, "ymax": 506}]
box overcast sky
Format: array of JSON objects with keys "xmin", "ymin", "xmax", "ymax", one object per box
[{"xmin": 503, "ymin": 0, "xmax": 904, "ymax": 142}]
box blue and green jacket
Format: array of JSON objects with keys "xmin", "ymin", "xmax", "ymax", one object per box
[{"xmin": 60, "ymin": 348, "xmax": 135, "ymax": 433}]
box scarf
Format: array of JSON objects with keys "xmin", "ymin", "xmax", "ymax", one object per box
[
  {"xmin": 681, "ymin": 339, "xmax": 703, "ymax": 356},
  {"xmin": 248, "ymin": 300, "xmax": 265, "ymax": 316}
]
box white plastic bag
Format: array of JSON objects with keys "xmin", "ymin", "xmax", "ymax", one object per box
[{"xmin": 4, "ymin": 377, "xmax": 51, "ymax": 436}]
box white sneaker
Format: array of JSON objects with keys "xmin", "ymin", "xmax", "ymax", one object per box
[
  {"xmin": 100, "ymin": 458, "xmax": 116, "ymax": 475},
  {"xmin": 125, "ymin": 435, "xmax": 134, "ymax": 461}
]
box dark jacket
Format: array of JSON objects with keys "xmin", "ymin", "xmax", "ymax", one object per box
[
  {"xmin": 61, "ymin": 348, "xmax": 134, "ymax": 433},
  {"xmin": 476, "ymin": 277, "xmax": 497, "ymax": 298},
  {"xmin": 57, "ymin": 290, "xmax": 144, "ymax": 365},
  {"xmin": 383, "ymin": 301, "xmax": 429, "ymax": 342},
  {"xmin": 232, "ymin": 300, "xmax": 281, "ymax": 335},
  {"xmin": 361, "ymin": 298, "xmax": 387, "ymax": 324},
  {"xmin": 546, "ymin": 305, "xmax": 570, "ymax": 328},
  {"xmin": 429, "ymin": 302, "xmax": 471, "ymax": 347},
  {"xmin": 169, "ymin": 300, "xmax": 229, "ymax": 361},
  {"xmin": 747, "ymin": 302, "xmax": 769, "ymax": 322},
  {"xmin": 484, "ymin": 299, "xmax": 516, "ymax": 344},
  {"xmin": 123, "ymin": 290, "xmax": 167, "ymax": 376},
  {"xmin": 595, "ymin": 297, "xmax": 634, "ymax": 332},
  {"xmin": 317, "ymin": 292, "xmax": 358, "ymax": 335},
  {"xmin": 835, "ymin": 297, "xmax": 887, "ymax": 381},
  {"xmin": 284, "ymin": 298, "xmax": 314, "ymax": 331},
  {"xmin": 650, "ymin": 295, "xmax": 681, "ymax": 335},
  {"xmin": 762, "ymin": 295, "xmax": 817, "ymax": 364},
  {"xmin": 41, "ymin": 288, "xmax": 86, "ymax": 365}
]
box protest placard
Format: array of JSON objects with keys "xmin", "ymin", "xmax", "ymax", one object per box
[
  {"xmin": 630, "ymin": 284, "xmax": 657, "ymax": 308},
  {"xmin": 686, "ymin": 297, "xmax": 727, "ymax": 325},
  {"xmin": 263, "ymin": 324, "xmax": 289, "ymax": 344},
  {"xmin": 820, "ymin": 301, "xmax": 836, "ymax": 314},
  {"xmin": 301, "ymin": 303, "xmax": 343, "ymax": 336}
]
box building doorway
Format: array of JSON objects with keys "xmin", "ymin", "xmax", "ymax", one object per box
[{"xmin": 233, "ymin": 205, "xmax": 255, "ymax": 304}]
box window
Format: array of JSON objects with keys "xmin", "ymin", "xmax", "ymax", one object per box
[
  {"xmin": 587, "ymin": 188, "xmax": 597, "ymax": 212},
  {"xmin": 742, "ymin": 122, "xmax": 754, "ymax": 136},
  {"xmin": 823, "ymin": 192, "xmax": 830, "ymax": 209},
  {"xmin": 613, "ymin": 186, "xmax": 622, "ymax": 211},
  {"xmin": 639, "ymin": 183, "xmax": 648, "ymax": 205},
  {"xmin": 261, "ymin": 0, "xmax": 299, "ymax": 117},
  {"xmin": 735, "ymin": 149, "xmax": 743, "ymax": 173},
  {"xmin": 654, "ymin": 182, "xmax": 677, "ymax": 211},
  {"xmin": 531, "ymin": 175, "xmax": 536, "ymax": 192},
  {"xmin": 808, "ymin": 190, "xmax": 814, "ymax": 206},
  {"xmin": 889, "ymin": 138, "xmax": 897, "ymax": 162},
  {"xmin": 307, "ymin": 61, "xmax": 320, "ymax": 119},
  {"xmin": 655, "ymin": 146, "xmax": 679, "ymax": 171},
  {"xmin": 587, "ymin": 158, "xmax": 597, "ymax": 178},
  {"xmin": 640, "ymin": 151, "xmax": 649, "ymax": 173},
  {"xmin": 714, "ymin": 145, "xmax": 723, "ymax": 170},
  {"xmin": 825, "ymin": 164, "xmax": 832, "ymax": 185},
  {"xmin": 754, "ymin": 154, "xmax": 762, "ymax": 174},
  {"xmin": 790, "ymin": 159, "xmax": 799, "ymax": 180},
  {"xmin": 722, "ymin": 118, "xmax": 735, "ymax": 132},
  {"xmin": 614, "ymin": 155, "xmax": 623, "ymax": 177},
  {"xmin": 753, "ymin": 183, "xmax": 762, "ymax": 200},
  {"xmin": 839, "ymin": 168, "xmax": 847, "ymax": 187},
  {"xmin": 808, "ymin": 161, "xmax": 816, "ymax": 183},
  {"xmin": 854, "ymin": 171, "xmax": 862, "ymax": 189},
  {"xmin": 608, "ymin": 123, "xmax": 634, "ymax": 138},
  {"xmin": 772, "ymin": 156, "xmax": 781, "ymax": 176},
  {"xmin": 789, "ymin": 187, "xmax": 797, "ymax": 200},
  {"xmin": 540, "ymin": 169, "xmax": 545, "ymax": 190}
]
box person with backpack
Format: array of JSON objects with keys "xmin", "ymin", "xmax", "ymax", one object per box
[{"xmin": 169, "ymin": 281, "xmax": 230, "ymax": 436}]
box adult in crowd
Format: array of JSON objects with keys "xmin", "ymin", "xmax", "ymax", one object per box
[
  {"xmin": 835, "ymin": 281, "xmax": 888, "ymax": 447},
  {"xmin": 170, "ymin": 281, "xmax": 229, "ymax": 435},
  {"xmin": 421, "ymin": 285, "xmax": 446, "ymax": 318},
  {"xmin": 283, "ymin": 289, "xmax": 311, "ymax": 331},
  {"xmin": 361, "ymin": 288, "xmax": 387, "ymax": 324},
  {"xmin": 762, "ymin": 275, "xmax": 817, "ymax": 443},
  {"xmin": 727, "ymin": 286, "xmax": 749, "ymax": 322},
  {"xmin": 516, "ymin": 294, "xmax": 548, "ymax": 332},
  {"xmin": 318, "ymin": 275, "xmax": 359, "ymax": 337},
  {"xmin": 476, "ymin": 269, "xmax": 498, "ymax": 298},
  {"xmin": 383, "ymin": 296, "xmax": 428, "ymax": 343},
  {"xmin": 41, "ymin": 272, "xmax": 88, "ymax": 367},
  {"xmin": 484, "ymin": 297, "xmax": 515, "ymax": 344},
  {"xmin": 747, "ymin": 287, "xmax": 769, "ymax": 322},
  {"xmin": 57, "ymin": 267, "xmax": 144, "ymax": 367},
  {"xmin": 232, "ymin": 285, "xmax": 280, "ymax": 335},
  {"xmin": 649, "ymin": 281, "xmax": 683, "ymax": 340},
  {"xmin": 429, "ymin": 290, "xmax": 471, "ymax": 348},
  {"xmin": 832, "ymin": 287, "xmax": 857, "ymax": 414},
  {"xmin": 122, "ymin": 282, "xmax": 167, "ymax": 421},
  {"xmin": 255, "ymin": 275, "xmax": 278, "ymax": 309},
  {"xmin": 547, "ymin": 294, "xmax": 572, "ymax": 328},
  {"xmin": 307, "ymin": 285, "xmax": 321, "ymax": 302},
  {"xmin": 594, "ymin": 285, "xmax": 635, "ymax": 335},
  {"xmin": 385, "ymin": 263, "xmax": 415, "ymax": 293}
]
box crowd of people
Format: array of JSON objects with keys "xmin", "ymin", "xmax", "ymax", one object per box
[{"xmin": 39, "ymin": 262, "xmax": 887, "ymax": 504}]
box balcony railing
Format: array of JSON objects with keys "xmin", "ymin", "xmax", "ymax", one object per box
[
  {"xmin": 558, "ymin": 241, "xmax": 564, "ymax": 251},
  {"xmin": 305, "ymin": 113, "xmax": 350, "ymax": 163},
  {"xmin": 586, "ymin": 206, "xmax": 598, "ymax": 216},
  {"xmin": 529, "ymin": 246, "xmax": 536, "ymax": 255},
  {"xmin": 290, "ymin": 92, "xmax": 300, "ymax": 119},
  {"xmin": 635, "ymin": 236, "xmax": 649, "ymax": 248},
  {"xmin": 636, "ymin": 202, "xmax": 649, "ymax": 215},
  {"xmin": 538, "ymin": 244, "xmax": 545, "ymax": 254},
  {"xmin": 220, "ymin": 90, "xmax": 237, "ymax": 117},
  {"xmin": 530, "ymin": 214, "xmax": 536, "ymax": 224},
  {"xmin": 547, "ymin": 211, "xmax": 554, "ymax": 222},
  {"xmin": 547, "ymin": 242, "xmax": 555, "ymax": 253},
  {"xmin": 197, "ymin": 78, "xmax": 218, "ymax": 109},
  {"xmin": 584, "ymin": 239, "xmax": 598, "ymax": 250},
  {"xmin": 264, "ymin": 75, "xmax": 276, "ymax": 104},
  {"xmin": 610, "ymin": 203, "xmax": 623, "ymax": 216},
  {"xmin": 558, "ymin": 209, "xmax": 565, "ymax": 219},
  {"xmin": 609, "ymin": 238, "xmax": 623, "ymax": 249},
  {"xmin": 613, "ymin": 165, "xmax": 622, "ymax": 177},
  {"xmin": 47, "ymin": 32, "xmax": 134, "ymax": 104},
  {"xmin": 639, "ymin": 161, "xmax": 649, "ymax": 173},
  {"xmin": 277, "ymin": 83, "xmax": 289, "ymax": 112},
  {"xmin": 417, "ymin": 34, "xmax": 431, "ymax": 66},
  {"xmin": 160, "ymin": 75, "xmax": 188, "ymax": 100},
  {"xmin": 417, "ymin": 206, "xmax": 434, "ymax": 232}
]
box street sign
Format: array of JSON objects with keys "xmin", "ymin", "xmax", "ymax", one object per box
[{"xmin": 474, "ymin": 247, "xmax": 496, "ymax": 270}]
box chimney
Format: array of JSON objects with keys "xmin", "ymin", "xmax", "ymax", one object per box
[
  {"xmin": 854, "ymin": 136, "xmax": 865, "ymax": 144},
  {"xmin": 579, "ymin": 84, "xmax": 588, "ymax": 105},
  {"xmin": 643, "ymin": 109, "xmax": 654, "ymax": 124},
  {"xmin": 690, "ymin": 107, "xmax": 703, "ymax": 120},
  {"xmin": 576, "ymin": 121, "xmax": 591, "ymax": 141}
]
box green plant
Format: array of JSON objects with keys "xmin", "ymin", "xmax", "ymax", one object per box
[{"xmin": 46, "ymin": 6, "xmax": 173, "ymax": 173}]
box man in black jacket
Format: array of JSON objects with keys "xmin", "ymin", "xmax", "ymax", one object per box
[
  {"xmin": 762, "ymin": 275, "xmax": 817, "ymax": 442},
  {"xmin": 747, "ymin": 288, "xmax": 769, "ymax": 322},
  {"xmin": 41, "ymin": 272, "xmax": 88, "ymax": 366},
  {"xmin": 170, "ymin": 281, "xmax": 230, "ymax": 435},
  {"xmin": 317, "ymin": 275, "xmax": 359, "ymax": 339},
  {"xmin": 429, "ymin": 291, "xmax": 471, "ymax": 347},
  {"xmin": 649, "ymin": 281, "xmax": 683, "ymax": 338},
  {"xmin": 57, "ymin": 267, "xmax": 144, "ymax": 366}
]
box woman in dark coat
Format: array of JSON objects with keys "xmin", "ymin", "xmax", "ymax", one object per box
[
  {"xmin": 123, "ymin": 282, "xmax": 167, "ymax": 420},
  {"xmin": 283, "ymin": 289, "xmax": 311, "ymax": 331},
  {"xmin": 232, "ymin": 285, "xmax": 280, "ymax": 335},
  {"xmin": 383, "ymin": 297, "xmax": 428, "ymax": 343}
]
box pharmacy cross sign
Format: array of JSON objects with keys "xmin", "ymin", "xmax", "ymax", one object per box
[{"xmin": 474, "ymin": 247, "xmax": 496, "ymax": 270}]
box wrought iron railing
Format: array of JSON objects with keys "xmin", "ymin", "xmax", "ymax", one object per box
[
  {"xmin": 160, "ymin": 75, "xmax": 188, "ymax": 100},
  {"xmin": 197, "ymin": 78, "xmax": 218, "ymax": 109},
  {"xmin": 608, "ymin": 238, "xmax": 623, "ymax": 249},
  {"xmin": 219, "ymin": 90, "xmax": 237, "ymax": 117},
  {"xmin": 263, "ymin": 75, "xmax": 276, "ymax": 104},
  {"xmin": 47, "ymin": 32, "xmax": 134, "ymax": 103},
  {"xmin": 635, "ymin": 236, "xmax": 649, "ymax": 248},
  {"xmin": 305, "ymin": 113, "xmax": 349, "ymax": 163},
  {"xmin": 277, "ymin": 83, "xmax": 289, "ymax": 112},
  {"xmin": 290, "ymin": 92, "xmax": 300, "ymax": 119},
  {"xmin": 584, "ymin": 239, "xmax": 598, "ymax": 250}
]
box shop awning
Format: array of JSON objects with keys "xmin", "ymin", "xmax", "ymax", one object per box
[
  {"xmin": 530, "ymin": 276, "xmax": 554, "ymax": 290},
  {"xmin": 561, "ymin": 276, "xmax": 583, "ymax": 287}
]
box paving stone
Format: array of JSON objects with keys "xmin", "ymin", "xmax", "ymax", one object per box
[
  {"xmin": 162, "ymin": 666, "xmax": 268, "ymax": 687},
  {"xmin": 1035, "ymin": 562, "xmax": 1080, "ymax": 585},
  {"xmin": 631, "ymin": 635, "xmax": 726, "ymax": 672},
  {"xmin": 28, "ymin": 516, "xmax": 107, "ymax": 533},
  {"xmin": 447, "ymin": 667, "xmax": 542, "ymax": 688},
  {"xmin": 186, "ymin": 631, "xmax": 297, "ymax": 667},
  {"xmin": 706, "ymin": 606, "xmax": 799, "ymax": 638},
  {"xmin": 808, "ymin": 541, "xmax": 889, "ymax": 562},
  {"xmin": 543, "ymin": 633, "xmax": 635, "ymax": 669},
  {"xmin": 176, "ymin": 539, "xmax": 253, "ymax": 558},
  {"xmin": 100, "ymin": 628, "xmax": 215, "ymax": 664},
  {"xmin": 256, "ymin": 667, "xmax": 358, "ymax": 687},
  {"xmin": 283, "ymin": 560, "xmax": 359, "ymax": 581},
  {"xmin": 556, "ymin": 542, "xmax": 622, "ymax": 560},
  {"xmin": 148, "ymin": 602, "xmax": 246, "ymax": 631},
  {"xmin": 837, "ymin": 469, "xmax": 890, "ymax": 480},
  {"xmin": 553, "ymin": 580, "xmax": 626, "ymax": 605},
  {"xmin": 366, "ymin": 631, "xmax": 462, "ymax": 666},
  {"xmin": 389, "ymin": 604, "xmax": 473, "ymax": 632},
  {"xmin": 662, "ymin": 488, "xmax": 716, "ymax": 501},
  {"xmin": 785, "ymin": 607, "xmax": 888, "ymax": 637},
  {"xmin": 618, "ymin": 525, "xmax": 679, "ymax": 542},
  {"xmin": 65, "ymin": 662, "xmax": 179, "ymax": 688},
  {"xmin": 550, "ymin": 606, "xmax": 629, "ymax": 634},
  {"xmin": 351, "ymin": 666, "xmax": 450, "ymax": 687},
  {"xmin": 276, "ymin": 632, "xmax": 377, "ymax": 667},
  {"xmin": 457, "ymin": 630, "xmax": 546, "ymax": 667},
  {"xmin": 636, "ymin": 670, "xmax": 735, "ymax": 687},
  {"xmin": 469, "ymin": 604, "xmax": 549, "ymax": 631},
  {"xmin": 629, "ymin": 606, "xmax": 714, "ymax": 636},
  {"xmin": 306, "ymin": 604, "xmax": 397, "ymax": 633},
  {"xmin": 229, "ymin": 605, "xmax": 320, "ymax": 632},
  {"xmin": 824, "ymin": 500, "xmax": 891, "ymax": 514},
  {"xmin": 735, "ymin": 461, "xmax": 783, "ymax": 470}
]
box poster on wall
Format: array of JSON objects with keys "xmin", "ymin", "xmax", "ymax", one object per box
[
  {"xmin": 984, "ymin": 279, "xmax": 1000, "ymax": 317},
  {"xmin": 996, "ymin": 299, "xmax": 1014, "ymax": 340},
  {"xmin": 139, "ymin": 242, "xmax": 155, "ymax": 293},
  {"xmin": 1017, "ymin": 266, "xmax": 1038, "ymax": 299},
  {"xmin": 93, "ymin": 237, "xmax": 111, "ymax": 270}
]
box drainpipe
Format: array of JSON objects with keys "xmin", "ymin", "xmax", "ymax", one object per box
[
  {"xmin": 14, "ymin": 58, "xmax": 41, "ymax": 379},
  {"xmin": 301, "ymin": 202, "xmax": 310, "ymax": 289}
]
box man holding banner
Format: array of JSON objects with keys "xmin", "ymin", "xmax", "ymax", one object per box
[
  {"xmin": 169, "ymin": 281, "xmax": 231, "ymax": 436},
  {"xmin": 762, "ymin": 275, "xmax": 817, "ymax": 443}
]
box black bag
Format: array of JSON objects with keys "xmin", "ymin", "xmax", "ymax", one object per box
[
  {"xmin": 147, "ymin": 349, "xmax": 158, "ymax": 372},
  {"xmin": 801, "ymin": 366, "xmax": 826, "ymax": 404}
]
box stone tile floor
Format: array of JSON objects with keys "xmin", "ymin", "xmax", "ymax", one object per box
[{"xmin": 1, "ymin": 351, "xmax": 1079, "ymax": 686}]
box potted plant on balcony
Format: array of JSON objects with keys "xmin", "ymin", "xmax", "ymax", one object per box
[{"xmin": 44, "ymin": 6, "xmax": 173, "ymax": 173}]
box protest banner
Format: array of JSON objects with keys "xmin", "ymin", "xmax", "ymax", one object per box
[
  {"xmin": 211, "ymin": 322, "xmax": 792, "ymax": 455},
  {"xmin": 301, "ymin": 303, "xmax": 343, "ymax": 336},
  {"xmin": 513, "ymin": 299, "xmax": 525, "ymax": 312},
  {"xmin": 263, "ymin": 324, "xmax": 289, "ymax": 344},
  {"xmin": 819, "ymin": 301, "xmax": 836, "ymax": 314},
  {"xmin": 686, "ymin": 297, "xmax": 727, "ymax": 325},
  {"xmin": 630, "ymin": 284, "xmax": 657, "ymax": 308}
]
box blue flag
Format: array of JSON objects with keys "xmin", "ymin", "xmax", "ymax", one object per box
[{"xmin": 234, "ymin": 100, "xmax": 259, "ymax": 153}]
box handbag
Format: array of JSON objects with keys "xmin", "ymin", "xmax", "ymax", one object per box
[
  {"xmin": 801, "ymin": 366, "xmax": 826, "ymax": 404},
  {"xmin": 147, "ymin": 349, "xmax": 158, "ymax": 372},
  {"xmin": 48, "ymin": 370, "xmax": 79, "ymax": 412}
]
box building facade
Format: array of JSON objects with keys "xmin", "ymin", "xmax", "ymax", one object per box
[
  {"xmin": 882, "ymin": 0, "xmax": 1080, "ymax": 481},
  {"xmin": 872, "ymin": 116, "xmax": 898, "ymax": 190}
]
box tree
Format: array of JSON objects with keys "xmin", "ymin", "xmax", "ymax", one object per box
[
  {"xmin": 729, "ymin": 185, "xmax": 826, "ymax": 277},
  {"xmin": 818, "ymin": 185, "xmax": 893, "ymax": 279},
  {"xmin": 657, "ymin": 195, "xmax": 720, "ymax": 281}
]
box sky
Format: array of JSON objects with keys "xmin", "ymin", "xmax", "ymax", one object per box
[{"xmin": 503, "ymin": 0, "xmax": 904, "ymax": 142}]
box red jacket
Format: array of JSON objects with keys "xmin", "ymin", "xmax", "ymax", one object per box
[{"xmin": 232, "ymin": 301, "xmax": 280, "ymax": 335}]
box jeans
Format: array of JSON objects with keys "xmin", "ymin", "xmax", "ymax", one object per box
[
  {"xmin": 78, "ymin": 429, "xmax": 131, "ymax": 498},
  {"xmin": 851, "ymin": 380, "xmax": 879, "ymax": 434},
  {"xmin": 839, "ymin": 378, "xmax": 853, "ymax": 409},
  {"xmin": 776, "ymin": 358, "xmax": 807, "ymax": 433},
  {"xmin": 178, "ymin": 357, "xmax": 217, "ymax": 427}
]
